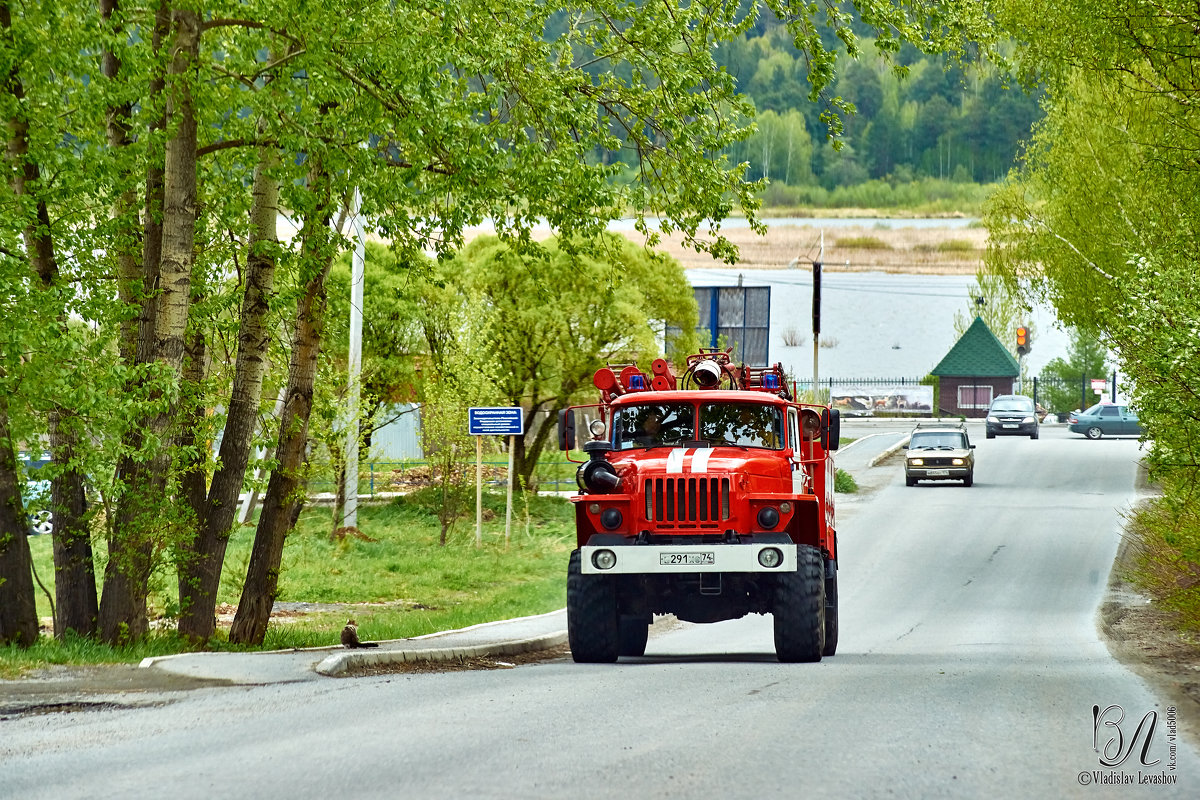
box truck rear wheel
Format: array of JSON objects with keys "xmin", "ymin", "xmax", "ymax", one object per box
[
  {"xmin": 567, "ymin": 549, "xmax": 619, "ymax": 663},
  {"xmin": 774, "ymin": 544, "xmax": 825, "ymax": 662},
  {"xmin": 618, "ymin": 615, "xmax": 650, "ymax": 657},
  {"xmin": 822, "ymin": 564, "xmax": 838, "ymax": 657}
]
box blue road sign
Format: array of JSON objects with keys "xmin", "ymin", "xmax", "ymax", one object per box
[{"xmin": 468, "ymin": 407, "xmax": 524, "ymax": 436}]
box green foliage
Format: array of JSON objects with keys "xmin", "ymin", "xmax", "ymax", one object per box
[
  {"xmin": 418, "ymin": 297, "xmax": 502, "ymax": 545},
  {"xmin": 722, "ymin": 22, "xmax": 1036, "ymax": 187},
  {"xmin": 834, "ymin": 468, "xmax": 859, "ymax": 493},
  {"xmin": 985, "ymin": 1, "xmax": 1200, "ymax": 617},
  {"xmin": 1037, "ymin": 329, "xmax": 1109, "ymax": 415},
  {"xmin": 437, "ymin": 233, "xmax": 699, "ymax": 489},
  {"xmin": 0, "ymin": 0, "xmax": 1013, "ymax": 644},
  {"xmin": 1126, "ymin": 497, "xmax": 1200, "ymax": 635},
  {"xmin": 760, "ymin": 177, "xmax": 996, "ymax": 212}
]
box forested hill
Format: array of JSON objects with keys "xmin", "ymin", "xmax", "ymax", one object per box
[
  {"xmin": 552, "ymin": 7, "xmax": 1043, "ymax": 202},
  {"xmin": 722, "ymin": 21, "xmax": 1041, "ymax": 187}
]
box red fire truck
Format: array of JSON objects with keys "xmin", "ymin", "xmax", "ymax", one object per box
[{"xmin": 558, "ymin": 348, "xmax": 840, "ymax": 663}]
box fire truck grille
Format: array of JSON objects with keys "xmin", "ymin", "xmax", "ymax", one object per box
[{"xmin": 645, "ymin": 477, "xmax": 731, "ymax": 523}]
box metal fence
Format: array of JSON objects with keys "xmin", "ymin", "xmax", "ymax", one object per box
[{"xmin": 1025, "ymin": 373, "xmax": 1120, "ymax": 415}]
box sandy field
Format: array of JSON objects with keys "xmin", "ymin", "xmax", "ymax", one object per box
[
  {"xmin": 463, "ymin": 219, "xmax": 987, "ymax": 276},
  {"xmin": 659, "ymin": 222, "xmax": 986, "ymax": 275}
]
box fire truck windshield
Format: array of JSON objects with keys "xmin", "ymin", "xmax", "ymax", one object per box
[
  {"xmin": 613, "ymin": 403, "xmax": 695, "ymax": 450},
  {"xmin": 700, "ymin": 403, "xmax": 784, "ymax": 449},
  {"xmin": 612, "ymin": 402, "xmax": 784, "ymax": 450}
]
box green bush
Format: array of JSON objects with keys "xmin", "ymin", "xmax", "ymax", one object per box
[{"xmin": 834, "ymin": 468, "xmax": 858, "ymax": 493}]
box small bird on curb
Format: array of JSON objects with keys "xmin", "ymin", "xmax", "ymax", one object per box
[{"xmin": 341, "ymin": 618, "xmax": 379, "ymax": 648}]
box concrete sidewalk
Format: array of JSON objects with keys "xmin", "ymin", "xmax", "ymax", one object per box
[{"xmin": 139, "ymin": 609, "xmax": 567, "ymax": 683}]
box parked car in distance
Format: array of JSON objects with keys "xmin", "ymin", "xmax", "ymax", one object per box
[
  {"xmin": 905, "ymin": 421, "xmax": 975, "ymax": 487},
  {"xmin": 1068, "ymin": 403, "xmax": 1144, "ymax": 439},
  {"xmin": 985, "ymin": 394, "xmax": 1039, "ymax": 439}
]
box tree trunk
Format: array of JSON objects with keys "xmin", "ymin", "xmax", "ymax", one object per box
[
  {"xmin": 0, "ymin": 393, "xmax": 39, "ymax": 647},
  {"xmin": 4, "ymin": 0, "xmax": 97, "ymax": 638},
  {"xmin": 99, "ymin": 7, "xmax": 201, "ymax": 644},
  {"xmin": 177, "ymin": 141, "xmax": 280, "ymax": 641},
  {"xmin": 229, "ymin": 165, "xmax": 336, "ymax": 646},
  {"xmin": 179, "ymin": 326, "xmax": 209, "ymax": 522},
  {"xmin": 90, "ymin": 0, "xmax": 142, "ymax": 639},
  {"xmin": 47, "ymin": 417, "xmax": 97, "ymax": 638},
  {"xmin": 513, "ymin": 403, "xmax": 558, "ymax": 494},
  {"xmin": 102, "ymin": 0, "xmax": 143, "ymax": 365},
  {"xmin": 330, "ymin": 447, "xmax": 347, "ymax": 537}
]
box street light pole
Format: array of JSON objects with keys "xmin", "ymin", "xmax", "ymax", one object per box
[{"xmin": 344, "ymin": 188, "xmax": 365, "ymax": 529}]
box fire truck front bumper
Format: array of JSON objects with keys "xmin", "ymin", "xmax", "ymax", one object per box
[{"xmin": 580, "ymin": 540, "xmax": 797, "ymax": 575}]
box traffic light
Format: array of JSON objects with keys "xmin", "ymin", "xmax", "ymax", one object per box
[{"xmin": 1016, "ymin": 326, "xmax": 1030, "ymax": 356}]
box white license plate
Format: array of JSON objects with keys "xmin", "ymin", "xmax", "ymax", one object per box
[
  {"xmin": 1003, "ymin": 424, "xmax": 1018, "ymax": 428},
  {"xmin": 659, "ymin": 552, "xmax": 715, "ymax": 566},
  {"xmin": 926, "ymin": 469, "xmax": 949, "ymax": 476}
]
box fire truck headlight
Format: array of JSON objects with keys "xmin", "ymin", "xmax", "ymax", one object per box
[
  {"xmin": 758, "ymin": 547, "xmax": 783, "ymax": 568},
  {"xmin": 589, "ymin": 419, "xmax": 607, "ymax": 438},
  {"xmin": 600, "ymin": 508, "xmax": 623, "ymax": 530},
  {"xmin": 592, "ymin": 549, "xmax": 617, "ymax": 570},
  {"xmin": 757, "ymin": 506, "xmax": 780, "ymax": 529}
]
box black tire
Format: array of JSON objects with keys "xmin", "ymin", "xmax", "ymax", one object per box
[
  {"xmin": 618, "ymin": 615, "xmax": 650, "ymax": 657},
  {"xmin": 1031, "ymin": 429, "xmax": 1039, "ymax": 440},
  {"xmin": 986, "ymin": 430, "xmax": 995, "ymax": 439},
  {"xmin": 567, "ymin": 550, "xmax": 619, "ymax": 663},
  {"xmin": 906, "ymin": 476, "xmax": 917, "ymax": 487},
  {"xmin": 774, "ymin": 544, "xmax": 825, "ymax": 662},
  {"xmin": 963, "ymin": 472, "xmax": 973, "ymax": 487},
  {"xmin": 822, "ymin": 563, "xmax": 838, "ymax": 657},
  {"xmin": 1086, "ymin": 426, "xmax": 1103, "ymax": 440}
]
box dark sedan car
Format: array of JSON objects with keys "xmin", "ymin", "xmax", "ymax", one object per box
[
  {"xmin": 985, "ymin": 395, "xmax": 1039, "ymax": 439},
  {"xmin": 1068, "ymin": 403, "xmax": 1143, "ymax": 439}
]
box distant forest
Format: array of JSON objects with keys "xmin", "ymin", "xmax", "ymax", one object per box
[
  {"xmin": 556, "ymin": 9, "xmax": 1044, "ymax": 207},
  {"xmin": 719, "ymin": 14, "xmax": 1043, "ymax": 188}
]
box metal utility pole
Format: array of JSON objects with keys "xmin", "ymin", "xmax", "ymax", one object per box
[
  {"xmin": 812, "ymin": 231, "xmax": 823, "ymax": 396},
  {"xmin": 344, "ymin": 188, "xmax": 366, "ymax": 529}
]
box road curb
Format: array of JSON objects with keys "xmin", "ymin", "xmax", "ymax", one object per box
[
  {"xmin": 315, "ymin": 630, "xmax": 568, "ymax": 676},
  {"xmin": 867, "ymin": 436, "xmax": 910, "ymax": 468}
]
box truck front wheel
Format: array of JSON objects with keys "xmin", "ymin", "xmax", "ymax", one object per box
[
  {"xmin": 774, "ymin": 544, "xmax": 826, "ymax": 662},
  {"xmin": 567, "ymin": 549, "xmax": 620, "ymax": 663},
  {"xmin": 822, "ymin": 564, "xmax": 838, "ymax": 657},
  {"xmin": 618, "ymin": 615, "xmax": 650, "ymax": 657}
]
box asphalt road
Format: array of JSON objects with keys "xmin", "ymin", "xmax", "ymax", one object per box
[{"xmin": 2, "ymin": 424, "xmax": 1196, "ymax": 798}]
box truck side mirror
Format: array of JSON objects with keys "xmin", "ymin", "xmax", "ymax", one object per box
[
  {"xmin": 822, "ymin": 408, "xmax": 841, "ymax": 451},
  {"xmin": 558, "ymin": 408, "xmax": 576, "ymax": 451}
]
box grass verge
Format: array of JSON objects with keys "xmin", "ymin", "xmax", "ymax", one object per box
[
  {"xmin": 2, "ymin": 489, "xmax": 574, "ymax": 678},
  {"xmin": 1122, "ymin": 495, "xmax": 1200, "ymax": 635}
]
